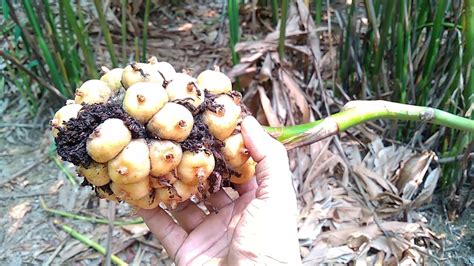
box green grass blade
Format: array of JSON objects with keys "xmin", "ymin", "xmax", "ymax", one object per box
[
  {"xmin": 58, "ymin": 0, "xmax": 79, "ymax": 89},
  {"xmin": 134, "ymin": 36, "xmax": 139, "ymax": 62},
  {"xmin": 2, "ymin": 0, "xmax": 10, "ymax": 20},
  {"xmin": 22, "ymin": 0, "xmax": 67, "ymax": 96},
  {"xmin": 42, "ymin": 0, "xmax": 73, "ymax": 95},
  {"xmin": 93, "ymin": 0, "xmax": 117, "ymax": 67},
  {"xmin": 141, "ymin": 0, "xmax": 151, "ymax": 62},
  {"xmin": 63, "ymin": 0, "xmax": 98, "ymax": 79},
  {"xmin": 42, "ymin": 0, "xmax": 62, "ymax": 53}
]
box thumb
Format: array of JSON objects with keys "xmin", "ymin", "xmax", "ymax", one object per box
[{"xmin": 240, "ymin": 116, "xmax": 292, "ymax": 198}]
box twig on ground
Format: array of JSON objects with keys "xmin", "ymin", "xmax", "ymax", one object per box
[
  {"xmin": 0, "ymin": 192, "xmax": 51, "ymax": 199},
  {"xmin": 44, "ymin": 238, "xmax": 67, "ymax": 266},
  {"xmin": 54, "ymin": 221, "xmax": 128, "ymax": 266}
]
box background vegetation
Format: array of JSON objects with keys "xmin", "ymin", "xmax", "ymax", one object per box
[{"xmin": 0, "ymin": 0, "xmax": 472, "ymax": 264}]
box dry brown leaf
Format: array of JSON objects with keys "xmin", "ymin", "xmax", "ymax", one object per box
[
  {"xmin": 409, "ymin": 168, "xmax": 440, "ymax": 208},
  {"xmin": 8, "ymin": 201, "xmax": 31, "ymax": 235},
  {"xmin": 9, "ymin": 201, "xmax": 31, "ymax": 219},
  {"xmin": 279, "ymin": 68, "xmax": 311, "ymax": 123},
  {"xmin": 259, "ymin": 53, "xmax": 272, "ymax": 82},
  {"xmin": 395, "ymin": 151, "xmax": 435, "ymax": 199},
  {"xmin": 49, "ymin": 180, "xmax": 64, "ymax": 194},
  {"xmin": 257, "ymin": 86, "xmax": 281, "ymax": 127},
  {"xmin": 271, "ymin": 75, "xmax": 289, "ymax": 123}
]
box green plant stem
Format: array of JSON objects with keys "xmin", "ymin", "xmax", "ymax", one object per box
[
  {"xmin": 141, "ymin": 0, "xmax": 151, "ymax": 62},
  {"xmin": 278, "ymin": 0, "xmax": 289, "ymax": 60},
  {"xmin": 55, "ymin": 222, "xmax": 128, "ymax": 266},
  {"xmin": 93, "ymin": 0, "xmax": 117, "ymax": 67},
  {"xmin": 271, "ymin": 0, "xmax": 278, "ymax": 26},
  {"xmin": 464, "ymin": 0, "xmax": 474, "ymax": 115},
  {"xmin": 419, "ymin": 0, "xmax": 448, "ymax": 104},
  {"xmin": 63, "ymin": 0, "xmax": 98, "ymax": 79},
  {"xmin": 22, "ymin": 0, "xmax": 67, "ymax": 96},
  {"xmin": 121, "ymin": 0, "xmax": 127, "ymax": 63},
  {"xmin": 416, "ymin": 22, "xmax": 462, "ymax": 31},
  {"xmin": 40, "ymin": 198, "xmax": 143, "ymax": 225},
  {"xmin": 266, "ymin": 100, "xmax": 474, "ymax": 149},
  {"xmin": 51, "ymin": 155, "xmax": 77, "ymax": 186},
  {"xmin": 228, "ymin": 0, "xmax": 240, "ymax": 65},
  {"xmin": 314, "ymin": 0, "xmax": 322, "ymax": 25},
  {"xmin": 373, "ymin": 0, "xmax": 395, "ymax": 79}
]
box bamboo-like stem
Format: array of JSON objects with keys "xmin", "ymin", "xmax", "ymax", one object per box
[
  {"xmin": 121, "ymin": 0, "xmax": 128, "ymax": 63},
  {"xmin": 278, "ymin": 0, "xmax": 289, "ymax": 60},
  {"xmin": 419, "ymin": 0, "xmax": 448, "ymax": 104},
  {"xmin": 464, "ymin": 0, "xmax": 474, "ymax": 116},
  {"xmin": 54, "ymin": 221, "xmax": 128, "ymax": 266},
  {"xmin": 228, "ymin": 0, "xmax": 240, "ymax": 65},
  {"xmin": 271, "ymin": 0, "xmax": 278, "ymax": 26},
  {"xmin": 314, "ymin": 0, "xmax": 322, "ymax": 25},
  {"xmin": 40, "ymin": 197, "xmax": 143, "ymax": 225},
  {"xmin": 51, "ymin": 155, "xmax": 77, "ymax": 186},
  {"xmin": 63, "ymin": 0, "xmax": 98, "ymax": 79},
  {"xmin": 141, "ymin": 0, "xmax": 151, "ymax": 62},
  {"xmin": 22, "ymin": 0, "xmax": 67, "ymax": 96},
  {"xmin": 93, "ymin": 0, "xmax": 117, "ymax": 67},
  {"xmin": 266, "ymin": 100, "xmax": 474, "ymax": 149}
]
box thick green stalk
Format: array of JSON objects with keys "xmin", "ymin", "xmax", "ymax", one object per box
[
  {"xmin": 56, "ymin": 223, "xmax": 128, "ymax": 266},
  {"xmin": 141, "ymin": 0, "xmax": 151, "ymax": 62},
  {"xmin": 93, "ymin": 0, "xmax": 117, "ymax": 67},
  {"xmin": 266, "ymin": 101, "xmax": 474, "ymax": 149},
  {"xmin": 278, "ymin": 0, "xmax": 289, "ymax": 60}
]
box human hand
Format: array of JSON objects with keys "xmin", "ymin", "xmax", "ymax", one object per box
[{"xmin": 139, "ymin": 116, "xmax": 301, "ymax": 265}]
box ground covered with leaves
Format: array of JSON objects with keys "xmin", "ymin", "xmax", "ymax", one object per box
[{"xmin": 0, "ymin": 0, "xmax": 473, "ymax": 265}]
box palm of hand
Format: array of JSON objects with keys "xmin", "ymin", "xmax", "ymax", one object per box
[{"xmin": 139, "ymin": 117, "xmax": 301, "ymax": 265}]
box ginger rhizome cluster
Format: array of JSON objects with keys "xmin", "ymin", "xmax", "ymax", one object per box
[{"xmin": 51, "ymin": 57, "xmax": 255, "ymax": 209}]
